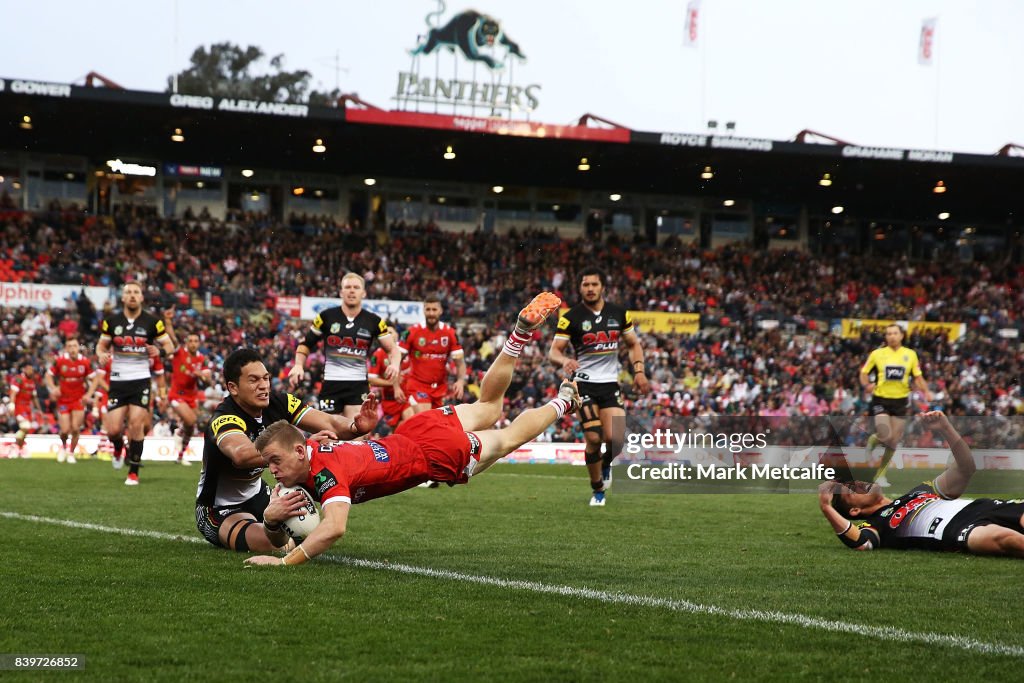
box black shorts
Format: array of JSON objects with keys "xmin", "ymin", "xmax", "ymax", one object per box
[
  {"xmin": 318, "ymin": 380, "xmax": 369, "ymax": 414},
  {"xmin": 947, "ymin": 499, "xmax": 1024, "ymax": 550},
  {"xmin": 106, "ymin": 379, "xmax": 152, "ymax": 411},
  {"xmin": 195, "ymin": 483, "xmax": 271, "ymax": 548},
  {"xmin": 869, "ymin": 395, "xmax": 910, "ymax": 417},
  {"xmin": 577, "ymin": 381, "xmax": 624, "ymax": 422}
]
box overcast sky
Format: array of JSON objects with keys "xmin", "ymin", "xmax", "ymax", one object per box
[{"xmin": 6, "ymin": 1, "xmax": 1022, "ymax": 154}]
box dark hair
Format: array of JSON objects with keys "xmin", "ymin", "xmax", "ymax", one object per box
[
  {"xmin": 579, "ymin": 269, "xmax": 606, "ymax": 287},
  {"xmin": 224, "ymin": 348, "xmax": 263, "ymax": 385},
  {"xmin": 424, "ymin": 294, "xmax": 442, "ymax": 305}
]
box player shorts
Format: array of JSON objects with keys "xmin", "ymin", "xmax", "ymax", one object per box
[
  {"xmin": 869, "ymin": 395, "xmax": 910, "ymax": 417},
  {"xmin": 392, "ymin": 406, "xmax": 482, "ymax": 485},
  {"xmin": 195, "ymin": 483, "xmax": 272, "ymax": 548},
  {"xmin": 169, "ymin": 391, "xmax": 201, "ymax": 410},
  {"xmin": 380, "ymin": 398, "xmax": 409, "ymax": 428},
  {"xmin": 107, "ymin": 379, "xmax": 152, "ymax": 411},
  {"xmin": 577, "ymin": 381, "xmax": 625, "ymax": 421},
  {"xmin": 57, "ymin": 399, "xmax": 85, "ymax": 414},
  {"xmin": 404, "ymin": 377, "xmax": 448, "ymax": 409},
  {"xmin": 948, "ymin": 499, "xmax": 1024, "ymax": 551},
  {"xmin": 318, "ymin": 379, "xmax": 370, "ymax": 414}
]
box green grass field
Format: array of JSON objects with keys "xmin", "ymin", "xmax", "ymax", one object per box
[{"xmin": 2, "ymin": 458, "xmax": 1022, "ymax": 681}]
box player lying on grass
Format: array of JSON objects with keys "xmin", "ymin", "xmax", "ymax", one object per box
[
  {"xmin": 819, "ymin": 411, "xmax": 1024, "ymax": 557},
  {"xmin": 244, "ymin": 292, "xmax": 579, "ymax": 566}
]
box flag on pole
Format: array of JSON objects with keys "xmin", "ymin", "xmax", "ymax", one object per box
[
  {"xmin": 684, "ymin": 0, "xmax": 701, "ymax": 47},
  {"xmin": 918, "ymin": 17, "xmax": 937, "ymax": 66}
]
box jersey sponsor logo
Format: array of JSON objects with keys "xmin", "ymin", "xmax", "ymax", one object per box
[
  {"xmin": 319, "ymin": 398, "xmax": 335, "ymax": 412},
  {"xmin": 441, "ymin": 336, "xmax": 449, "ymax": 347},
  {"xmin": 212, "ymin": 414, "xmax": 247, "ymax": 436},
  {"xmin": 582, "ymin": 320, "xmax": 592, "ymax": 331},
  {"xmin": 114, "ymin": 325, "xmax": 123, "ymax": 334},
  {"xmin": 557, "ymin": 316, "xmax": 569, "ymax": 330},
  {"xmin": 346, "ymin": 322, "xmax": 355, "ymax": 329},
  {"xmin": 884, "ymin": 366, "xmax": 907, "ymax": 380},
  {"xmin": 156, "ymin": 320, "xmax": 165, "ymax": 334},
  {"xmin": 441, "ymin": 405, "xmax": 455, "ymax": 415},
  {"xmin": 368, "ymin": 441, "xmax": 390, "ymax": 462},
  {"xmin": 326, "ymin": 335, "xmax": 370, "ymax": 352},
  {"xmin": 312, "ymin": 314, "xmax": 324, "ymax": 330},
  {"xmin": 318, "ymin": 440, "xmax": 342, "ymax": 452},
  {"xmin": 607, "ymin": 318, "xmax": 619, "ymax": 327},
  {"xmin": 418, "ymin": 337, "xmax": 426, "ymax": 346},
  {"xmin": 357, "ymin": 328, "xmax": 371, "ymax": 338},
  {"xmin": 581, "ymin": 330, "xmax": 620, "ymax": 347},
  {"xmin": 314, "ymin": 467, "xmax": 338, "ymax": 498},
  {"xmin": 377, "ymin": 319, "xmax": 388, "ymax": 334},
  {"xmin": 928, "ymin": 517, "xmax": 944, "ymax": 535},
  {"xmin": 287, "ymin": 393, "xmax": 303, "ymax": 415},
  {"xmin": 330, "ymin": 322, "xmax": 341, "ymax": 333},
  {"xmin": 889, "ymin": 493, "xmax": 939, "ymax": 529},
  {"xmin": 102, "ymin": 320, "xmax": 109, "ymax": 333}
]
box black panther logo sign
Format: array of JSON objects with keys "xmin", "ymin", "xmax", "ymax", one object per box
[{"xmin": 411, "ymin": 10, "xmax": 525, "ymax": 70}]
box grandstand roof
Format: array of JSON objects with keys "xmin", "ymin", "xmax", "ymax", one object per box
[{"xmin": 3, "ymin": 77, "xmax": 1024, "ymax": 227}]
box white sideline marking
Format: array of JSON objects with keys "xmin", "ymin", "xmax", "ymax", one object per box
[{"xmin": 3, "ymin": 510, "xmax": 1022, "ymax": 658}]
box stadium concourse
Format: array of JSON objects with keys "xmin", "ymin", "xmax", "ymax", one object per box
[{"xmin": 0, "ymin": 206, "xmax": 1021, "ymax": 457}]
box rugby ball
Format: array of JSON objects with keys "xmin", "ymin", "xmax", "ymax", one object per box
[{"xmin": 277, "ymin": 485, "xmax": 320, "ymax": 541}]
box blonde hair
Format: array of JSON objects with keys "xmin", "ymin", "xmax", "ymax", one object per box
[{"xmin": 254, "ymin": 419, "xmax": 304, "ymax": 453}]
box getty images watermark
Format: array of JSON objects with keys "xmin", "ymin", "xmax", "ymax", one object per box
[{"xmin": 614, "ymin": 415, "xmax": 1024, "ymax": 494}]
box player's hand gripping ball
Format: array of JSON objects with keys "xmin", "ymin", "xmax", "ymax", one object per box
[{"xmin": 278, "ymin": 485, "xmax": 320, "ymax": 541}]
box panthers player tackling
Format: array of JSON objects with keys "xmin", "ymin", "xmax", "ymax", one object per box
[
  {"xmin": 244, "ymin": 293, "xmax": 577, "ymax": 566},
  {"xmin": 195, "ymin": 348, "xmax": 380, "ymax": 553}
]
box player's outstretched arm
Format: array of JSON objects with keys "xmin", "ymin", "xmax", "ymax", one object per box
[
  {"xmin": 298, "ymin": 394, "xmax": 379, "ymax": 440},
  {"xmin": 924, "ymin": 411, "xmax": 975, "ymax": 498},
  {"xmin": 245, "ymin": 501, "xmax": 350, "ymax": 566},
  {"xmin": 548, "ymin": 337, "xmax": 578, "ymax": 376}
]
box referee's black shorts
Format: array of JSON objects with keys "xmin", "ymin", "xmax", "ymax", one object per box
[{"xmin": 869, "ymin": 395, "xmax": 910, "ymax": 417}]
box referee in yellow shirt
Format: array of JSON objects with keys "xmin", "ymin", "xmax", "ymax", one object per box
[{"xmin": 859, "ymin": 324, "xmax": 932, "ymax": 487}]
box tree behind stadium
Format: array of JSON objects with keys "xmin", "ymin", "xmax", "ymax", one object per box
[{"xmin": 166, "ymin": 42, "xmax": 340, "ymax": 105}]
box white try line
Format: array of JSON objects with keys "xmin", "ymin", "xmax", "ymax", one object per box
[{"xmin": 3, "ymin": 510, "xmax": 1022, "ymax": 659}]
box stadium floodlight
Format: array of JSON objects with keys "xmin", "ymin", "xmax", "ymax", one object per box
[
  {"xmin": 20, "ymin": 115, "xmax": 32, "ymax": 130},
  {"xmin": 314, "ymin": 190, "xmax": 324, "ymax": 197},
  {"xmin": 196, "ymin": 181, "xmax": 204, "ymax": 189},
  {"xmin": 933, "ymin": 180, "xmax": 946, "ymax": 194},
  {"xmin": 577, "ymin": 157, "xmax": 590, "ymax": 171},
  {"xmin": 831, "ymin": 205, "xmax": 844, "ymax": 214},
  {"xmin": 492, "ymin": 185, "xmax": 504, "ymax": 194},
  {"xmin": 363, "ymin": 178, "xmax": 377, "ymax": 186},
  {"xmin": 241, "ymin": 169, "xmax": 255, "ymax": 178},
  {"xmin": 312, "ymin": 138, "xmax": 327, "ymax": 153},
  {"xmin": 700, "ymin": 166, "xmax": 714, "ymax": 180},
  {"xmin": 249, "ymin": 192, "xmax": 260, "ymax": 201},
  {"xmin": 65, "ymin": 173, "xmax": 75, "ymax": 180},
  {"xmin": 443, "ymin": 145, "xmax": 456, "ymax": 160},
  {"xmin": 723, "ymin": 199, "xmax": 735, "ymax": 207},
  {"xmin": 293, "ymin": 187, "xmax": 305, "ymax": 196},
  {"xmin": 938, "ymin": 212, "xmax": 950, "ymax": 220},
  {"xmin": 819, "ymin": 173, "xmax": 833, "ymax": 187},
  {"xmin": 609, "ymin": 193, "xmax": 622, "ymax": 202},
  {"xmin": 171, "ymin": 128, "xmax": 185, "ymax": 143}
]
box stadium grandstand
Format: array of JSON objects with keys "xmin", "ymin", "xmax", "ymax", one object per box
[{"xmin": 0, "ymin": 74, "xmax": 1022, "ymax": 455}]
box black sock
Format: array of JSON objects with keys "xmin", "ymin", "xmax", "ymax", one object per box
[
  {"xmin": 128, "ymin": 440, "xmax": 144, "ymax": 475},
  {"xmin": 112, "ymin": 438, "xmax": 125, "ymax": 460}
]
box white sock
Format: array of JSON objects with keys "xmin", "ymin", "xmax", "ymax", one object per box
[
  {"xmin": 502, "ymin": 330, "xmax": 532, "ymax": 358},
  {"xmin": 546, "ymin": 397, "xmax": 569, "ymax": 420}
]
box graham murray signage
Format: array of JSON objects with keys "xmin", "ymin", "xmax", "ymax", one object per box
[{"xmin": 395, "ymin": 7, "xmax": 541, "ymax": 115}]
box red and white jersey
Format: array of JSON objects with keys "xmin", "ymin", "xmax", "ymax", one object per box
[
  {"xmin": 306, "ymin": 436, "xmax": 427, "ymax": 506},
  {"xmin": 48, "ymin": 354, "xmax": 94, "ymax": 403},
  {"xmin": 404, "ymin": 323, "xmax": 462, "ymax": 385},
  {"xmin": 169, "ymin": 347, "xmax": 206, "ymax": 396},
  {"xmin": 9, "ymin": 373, "xmax": 37, "ymax": 412},
  {"xmin": 368, "ymin": 347, "xmax": 409, "ymax": 401}
]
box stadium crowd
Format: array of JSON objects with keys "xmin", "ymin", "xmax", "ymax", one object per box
[{"xmin": 1, "ymin": 207, "xmax": 1021, "ymax": 447}]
